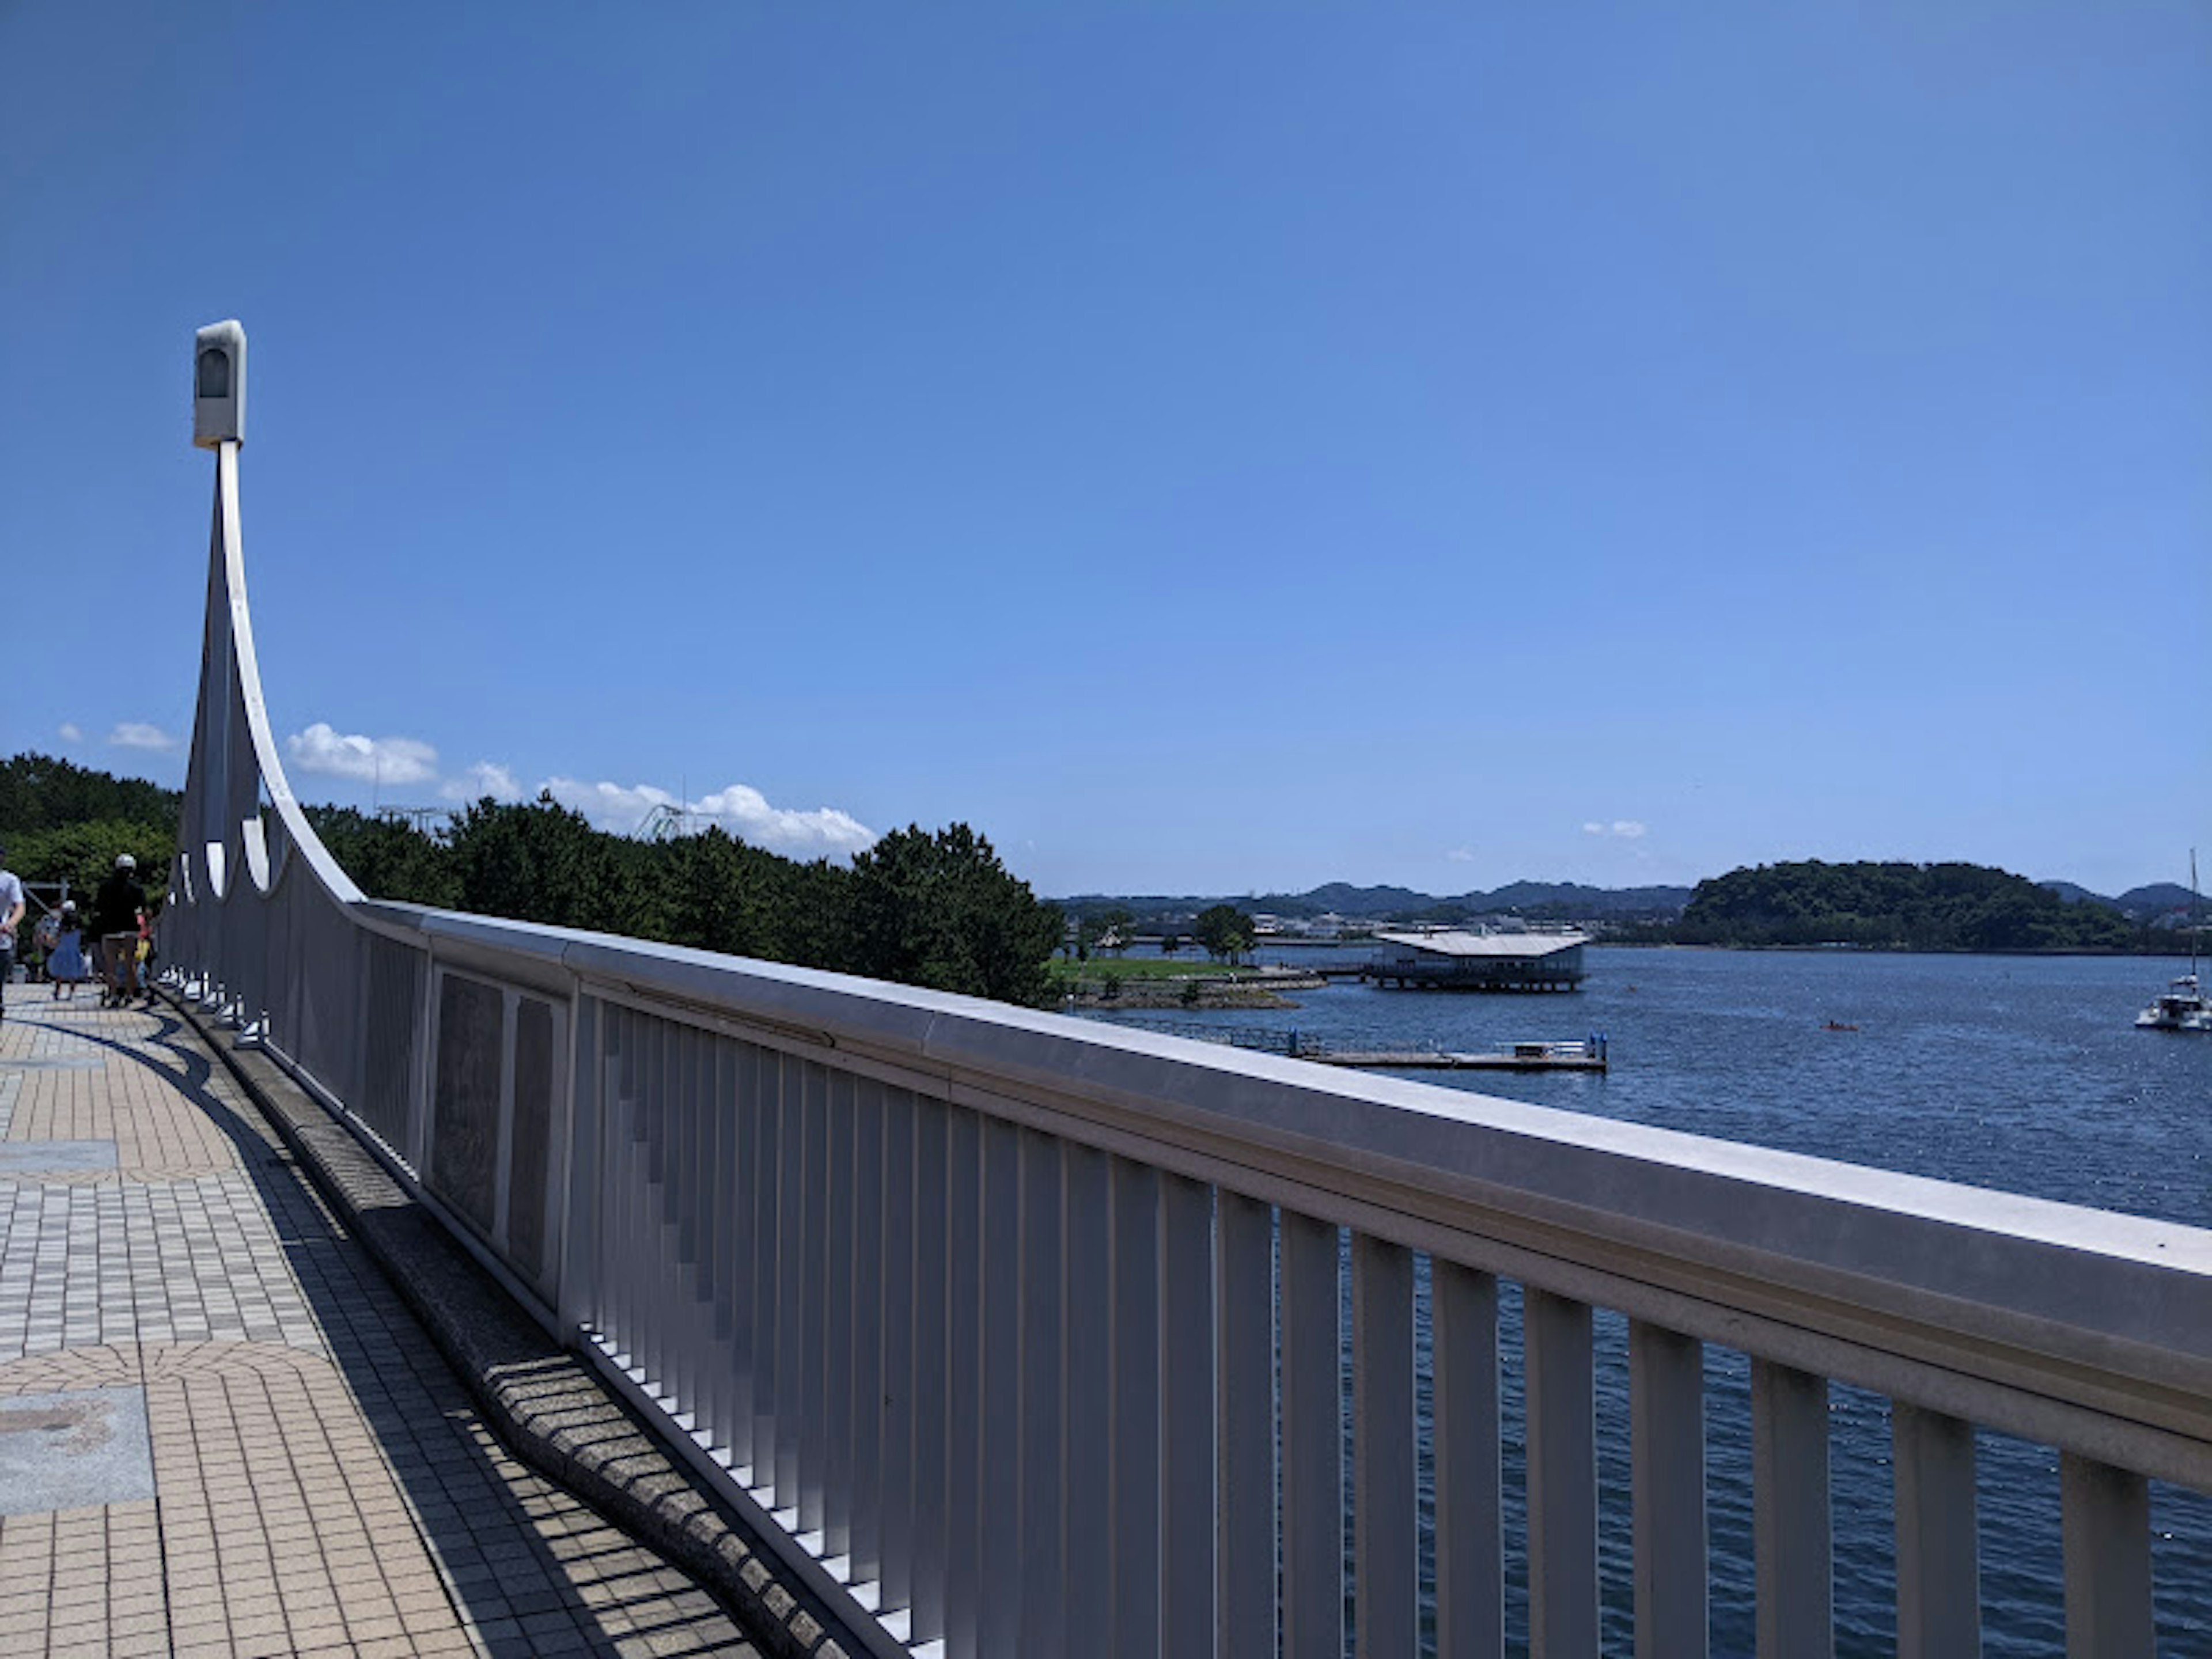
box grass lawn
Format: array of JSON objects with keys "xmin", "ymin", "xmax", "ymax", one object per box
[{"xmin": 1045, "ymin": 956, "xmax": 1253, "ymax": 982}]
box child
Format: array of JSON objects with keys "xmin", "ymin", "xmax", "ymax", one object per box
[{"xmin": 47, "ymin": 903, "xmax": 89, "ymax": 1000}]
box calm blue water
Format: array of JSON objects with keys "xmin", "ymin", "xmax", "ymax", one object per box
[{"xmin": 1090, "ymin": 946, "xmax": 2212, "ymax": 1656}]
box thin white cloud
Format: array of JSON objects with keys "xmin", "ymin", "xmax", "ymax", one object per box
[
  {"xmin": 540, "ymin": 776, "xmax": 877, "ymax": 858},
  {"xmin": 285, "ymin": 722, "xmax": 440, "ymax": 786},
  {"xmin": 109, "ymin": 722, "xmax": 180, "ymax": 752},
  {"xmin": 58, "ymin": 722, "xmax": 84, "ymax": 743},
  {"xmin": 1445, "ymin": 847, "xmax": 1476, "ymax": 863},
  {"xmin": 441, "ymin": 760, "xmax": 523, "ymax": 802},
  {"xmin": 1582, "ymin": 821, "xmax": 1606, "ymax": 836},
  {"xmin": 1583, "ymin": 819, "xmax": 1649, "ymax": 839}
]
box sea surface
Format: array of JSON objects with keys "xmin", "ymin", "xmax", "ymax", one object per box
[{"xmin": 1084, "ymin": 945, "xmax": 2211, "ymax": 1656}]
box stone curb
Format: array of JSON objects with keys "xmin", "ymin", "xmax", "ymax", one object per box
[{"xmin": 163, "ymin": 992, "xmax": 861, "ymax": 1659}]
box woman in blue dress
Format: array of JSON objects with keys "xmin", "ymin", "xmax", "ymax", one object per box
[{"xmin": 47, "ymin": 902, "xmax": 88, "ymax": 999}]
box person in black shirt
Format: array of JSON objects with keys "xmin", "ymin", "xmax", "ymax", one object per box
[{"xmin": 93, "ymin": 854, "xmax": 147, "ymax": 1009}]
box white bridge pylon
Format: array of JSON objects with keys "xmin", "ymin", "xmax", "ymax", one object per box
[{"xmin": 171, "ymin": 320, "xmax": 363, "ymax": 1031}]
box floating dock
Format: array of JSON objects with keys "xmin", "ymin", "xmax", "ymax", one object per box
[
  {"xmin": 1315, "ymin": 1040, "xmax": 1607, "ymax": 1072},
  {"xmin": 1079, "ymin": 1016, "xmax": 1609, "ymax": 1071}
]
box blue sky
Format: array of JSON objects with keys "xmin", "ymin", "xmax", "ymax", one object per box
[{"xmin": 3, "ymin": 2, "xmax": 2206, "ymax": 899}]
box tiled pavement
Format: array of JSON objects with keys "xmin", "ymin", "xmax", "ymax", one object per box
[{"xmin": 0, "ymin": 998, "xmax": 759, "ymax": 1658}]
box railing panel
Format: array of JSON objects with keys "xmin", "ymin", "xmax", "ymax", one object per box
[
  {"xmin": 978, "ymin": 1116, "xmax": 1022, "ymax": 1659},
  {"xmin": 1527, "ymin": 1286, "xmax": 1599, "ymax": 1659},
  {"xmin": 908, "ymin": 1092, "xmax": 950, "ymax": 1644},
  {"xmin": 749, "ymin": 1042, "xmax": 783, "ymax": 1493},
  {"xmin": 1061, "ymin": 1143, "xmax": 1112, "ymax": 1659},
  {"xmin": 1215, "ymin": 1190, "xmax": 1275, "ymax": 1657},
  {"xmin": 2061, "ymin": 1453, "xmax": 2152, "ymax": 1658},
  {"xmin": 1751, "ymin": 1359, "xmax": 1832, "ymax": 1659},
  {"xmin": 1353, "ymin": 1232, "xmax": 1416, "ymax": 1657},
  {"xmin": 1110, "ymin": 1158, "xmax": 1164, "ymax": 1658},
  {"xmin": 877, "ymin": 1087, "xmax": 916, "ymax": 1615},
  {"xmin": 1017, "ymin": 1129, "xmax": 1065, "ymax": 1656},
  {"xmin": 1631, "ymin": 1320, "xmax": 1707, "ymax": 1659},
  {"xmin": 1159, "ymin": 1173, "xmax": 1215, "ymax": 1659},
  {"xmin": 1893, "ymin": 1403, "xmax": 1978, "ymax": 1659},
  {"xmin": 847, "ymin": 1074, "xmax": 884, "ymax": 1586},
  {"xmin": 824, "ymin": 1071, "xmax": 855, "ymax": 1559},
  {"xmin": 1433, "ymin": 1259, "xmax": 1500, "ymax": 1659},
  {"xmin": 1279, "ymin": 1210, "xmax": 1343, "ymax": 1656},
  {"xmin": 944, "ymin": 1104, "xmax": 984, "ymax": 1657}
]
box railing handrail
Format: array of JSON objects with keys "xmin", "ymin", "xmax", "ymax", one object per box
[{"xmin": 358, "ymin": 896, "xmax": 2212, "ymax": 1488}]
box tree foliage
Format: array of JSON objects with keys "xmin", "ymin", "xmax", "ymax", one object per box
[
  {"xmin": 844, "ymin": 824, "xmax": 1062, "ymax": 1005},
  {"xmin": 4, "ymin": 819, "xmax": 172, "ymax": 902}
]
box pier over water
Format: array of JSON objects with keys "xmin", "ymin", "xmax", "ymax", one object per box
[{"xmin": 162, "ymin": 325, "xmax": 2210, "ymax": 1657}]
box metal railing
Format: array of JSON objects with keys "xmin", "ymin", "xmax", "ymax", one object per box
[{"xmin": 168, "ymin": 376, "xmax": 2210, "ymax": 1658}]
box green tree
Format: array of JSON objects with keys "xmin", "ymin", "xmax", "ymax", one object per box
[
  {"xmin": 844, "ymin": 824, "xmax": 1062, "ymax": 1006},
  {"xmin": 444, "ymin": 793, "xmax": 647, "ymax": 936},
  {"xmin": 1194, "ymin": 903, "xmax": 1256, "ymax": 965}
]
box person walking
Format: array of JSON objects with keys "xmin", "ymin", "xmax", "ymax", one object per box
[
  {"xmin": 0, "ymin": 844, "xmax": 22, "ymax": 1022},
  {"xmin": 93, "ymin": 854, "xmax": 147, "ymax": 1010},
  {"xmin": 47, "ymin": 902, "xmax": 89, "ymax": 1000}
]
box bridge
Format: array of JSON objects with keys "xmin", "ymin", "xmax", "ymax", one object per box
[{"xmin": 159, "ymin": 321, "xmax": 2207, "ymax": 1656}]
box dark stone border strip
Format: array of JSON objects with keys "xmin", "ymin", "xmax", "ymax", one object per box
[{"xmin": 163, "ymin": 991, "xmax": 863, "ymax": 1659}]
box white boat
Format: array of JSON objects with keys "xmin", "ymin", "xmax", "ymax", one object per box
[
  {"xmin": 2135, "ymin": 851, "xmax": 2209, "ymax": 1032},
  {"xmin": 2136, "ymin": 972, "xmax": 2211, "ymax": 1032}
]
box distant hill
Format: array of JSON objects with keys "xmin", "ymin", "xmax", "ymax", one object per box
[
  {"xmin": 2112, "ymin": 882, "xmax": 2199, "ymax": 921},
  {"xmin": 2038, "ymin": 880, "xmax": 2109, "ymax": 906},
  {"xmin": 1471, "ymin": 881, "xmax": 1692, "ymax": 918},
  {"xmin": 2042, "ymin": 879, "xmax": 2200, "ymax": 924},
  {"xmin": 1058, "ymin": 879, "xmax": 1693, "ymax": 926}
]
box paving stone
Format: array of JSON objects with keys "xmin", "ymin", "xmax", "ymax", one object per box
[{"xmin": 0, "ymin": 1003, "xmax": 765, "ymax": 1657}]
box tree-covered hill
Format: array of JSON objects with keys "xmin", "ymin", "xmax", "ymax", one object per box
[{"xmin": 1675, "ymin": 861, "xmax": 2140, "ymax": 952}]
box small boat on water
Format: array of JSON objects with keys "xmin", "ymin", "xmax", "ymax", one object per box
[{"xmin": 2135, "ymin": 852, "xmax": 2209, "ymax": 1033}]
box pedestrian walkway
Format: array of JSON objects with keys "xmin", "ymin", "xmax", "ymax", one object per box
[{"xmin": 0, "ymin": 998, "xmax": 759, "ymax": 1658}]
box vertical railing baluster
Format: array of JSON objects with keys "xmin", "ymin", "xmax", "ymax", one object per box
[
  {"xmin": 1018, "ymin": 1130, "xmax": 1065, "ymax": 1656},
  {"xmin": 799, "ymin": 1062, "xmax": 830, "ymax": 1537},
  {"xmin": 850, "ymin": 1077, "xmax": 885, "ymax": 1588},
  {"xmin": 639, "ymin": 1014, "xmax": 666, "ymax": 1391},
  {"xmin": 711, "ymin": 1035, "xmax": 743, "ymax": 1467},
  {"xmin": 2061, "ymin": 1452, "xmax": 2152, "ymax": 1659},
  {"xmin": 1281, "ymin": 1211, "xmax": 1343, "ymax": 1657},
  {"xmin": 979, "ymin": 1117, "xmax": 1023, "ymax": 1658},
  {"xmin": 1354, "ymin": 1233, "xmax": 1416, "ymax": 1658},
  {"xmin": 1631, "ymin": 1321, "xmax": 1706, "ymax": 1659},
  {"xmin": 1434, "ymin": 1259, "xmax": 1501, "ymax": 1659},
  {"xmin": 728, "ymin": 1041, "xmax": 760, "ymax": 1479},
  {"xmin": 1527, "ymin": 1286, "xmax": 1599, "ymax": 1659},
  {"xmin": 752, "ymin": 1044, "xmax": 786, "ymax": 1500},
  {"xmin": 1160, "ymin": 1174, "xmax": 1215, "ymax": 1659},
  {"xmin": 671, "ymin": 1023, "xmax": 701, "ymax": 1420},
  {"xmin": 1062, "ymin": 1143, "xmax": 1112, "ymax": 1659},
  {"xmin": 773, "ymin": 1049, "xmax": 804, "ymax": 1508},
  {"xmin": 824, "ymin": 1071, "xmax": 855, "ymax": 1560},
  {"xmin": 1751, "ymin": 1359, "xmax": 1832, "ymax": 1659},
  {"xmin": 910, "ymin": 1093, "xmax": 950, "ymax": 1645},
  {"xmin": 1216, "ymin": 1191, "xmax": 1275, "ymax": 1657},
  {"xmin": 878, "ymin": 1090, "xmax": 916, "ymax": 1617},
  {"xmin": 1111, "ymin": 1160, "xmax": 1164, "ymax": 1658},
  {"xmin": 1893, "ymin": 1403, "xmax": 1978, "ymax": 1659},
  {"xmin": 945, "ymin": 1106, "xmax": 983, "ymax": 1657}
]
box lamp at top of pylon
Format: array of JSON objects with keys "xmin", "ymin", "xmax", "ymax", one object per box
[{"xmin": 192, "ymin": 320, "xmax": 245, "ymax": 449}]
